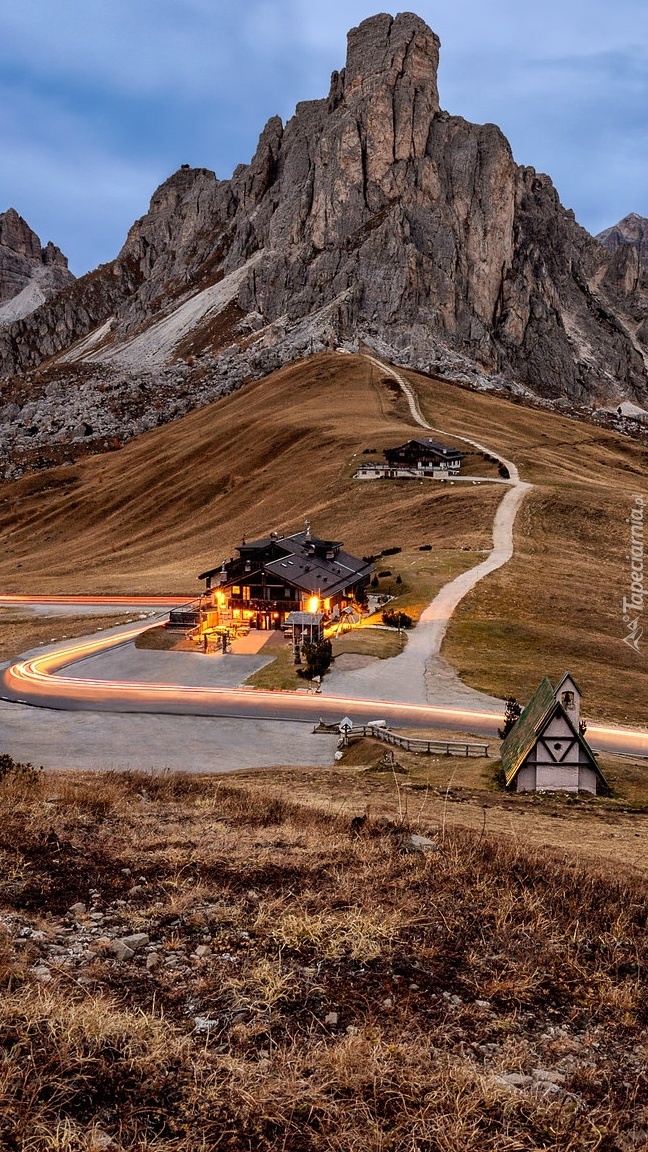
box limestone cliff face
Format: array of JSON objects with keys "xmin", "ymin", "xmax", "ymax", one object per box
[
  {"xmin": 0, "ymin": 209, "xmax": 73, "ymax": 321},
  {"xmin": 1, "ymin": 12, "xmax": 647, "ymax": 412},
  {"xmin": 598, "ymin": 213, "xmax": 648, "ymax": 273}
]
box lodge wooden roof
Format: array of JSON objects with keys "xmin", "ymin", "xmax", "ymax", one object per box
[
  {"xmin": 386, "ymin": 438, "xmax": 465, "ymax": 458},
  {"xmin": 199, "ymin": 530, "xmax": 373, "ymax": 597}
]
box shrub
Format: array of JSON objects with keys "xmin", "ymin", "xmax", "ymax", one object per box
[
  {"xmin": 297, "ymin": 639, "xmax": 333, "ymax": 680},
  {"xmin": 0, "ymin": 754, "xmax": 41, "ymax": 786},
  {"xmin": 381, "ymin": 547, "xmax": 402, "ymax": 556},
  {"xmin": 382, "ymin": 609, "xmax": 413, "ymax": 630},
  {"xmin": 378, "ymin": 570, "xmax": 392, "ymax": 578},
  {"xmin": 419, "ymin": 544, "xmax": 432, "ymax": 551}
]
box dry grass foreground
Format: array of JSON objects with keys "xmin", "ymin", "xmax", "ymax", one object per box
[
  {"xmin": 0, "ymin": 352, "xmax": 645, "ymax": 724},
  {"xmin": 1, "ymin": 765, "xmax": 648, "ymax": 1151}
]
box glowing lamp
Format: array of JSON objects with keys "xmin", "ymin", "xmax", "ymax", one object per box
[{"xmin": 307, "ymin": 596, "xmax": 320, "ymax": 614}]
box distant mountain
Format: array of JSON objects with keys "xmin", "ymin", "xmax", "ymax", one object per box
[
  {"xmin": 597, "ymin": 213, "xmax": 648, "ymax": 273},
  {"xmin": 1, "ymin": 12, "xmax": 647, "ymax": 480},
  {"xmin": 0, "ymin": 209, "xmax": 74, "ymax": 325}
]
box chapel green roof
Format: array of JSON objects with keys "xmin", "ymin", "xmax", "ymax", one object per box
[{"xmin": 500, "ymin": 674, "xmax": 605, "ymax": 789}]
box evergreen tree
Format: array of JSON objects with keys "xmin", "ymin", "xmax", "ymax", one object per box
[{"xmin": 498, "ymin": 698, "xmax": 522, "ymax": 740}]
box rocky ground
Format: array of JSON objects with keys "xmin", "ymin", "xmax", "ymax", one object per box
[
  {"xmin": 2, "ymin": 332, "xmax": 647, "ymax": 482},
  {"xmin": 1, "ymin": 761, "xmax": 647, "ymax": 1150}
]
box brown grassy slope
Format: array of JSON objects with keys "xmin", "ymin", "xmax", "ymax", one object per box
[
  {"xmin": 0, "ymin": 354, "xmax": 498, "ymax": 595},
  {"xmin": 0, "ymin": 353, "xmax": 646, "ymax": 722},
  {"xmin": 0, "ymin": 611, "xmax": 135, "ymax": 662},
  {"xmin": 397, "ymin": 371, "xmax": 648, "ymax": 725},
  {"xmin": 1, "ymin": 767, "xmax": 648, "ymax": 1151}
]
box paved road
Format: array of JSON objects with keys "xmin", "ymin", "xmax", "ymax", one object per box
[
  {"xmin": 1, "ymin": 392, "xmax": 646, "ymax": 764},
  {"xmin": 2, "ymin": 619, "xmax": 647, "ymax": 758}
]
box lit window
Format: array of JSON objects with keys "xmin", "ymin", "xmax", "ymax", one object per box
[{"xmin": 232, "ymin": 585, "xmax": 240, "ymax": 595}]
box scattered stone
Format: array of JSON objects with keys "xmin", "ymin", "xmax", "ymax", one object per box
[
  {"xmin": 110, "ymin": 940, "xmax": 135, "ymax": 962},
  {"xmin": 31, "ymin": 965, "xmax": 52, "ymax": 983},
  {"xmin": 193, "ymin": 945, "xmax": 211, "ymax": 958},
  {"xmin": 346, "ymin": 1025, "xmax": 360, "ymax": 1036},
  {"xmin": 475, "ymin": 999, "xmax": 491, "ymax": 1009},
  {"xmin": 119, "ymin": 932, "xmax": 149, "ymax": 952},
  {"xmin": 400, "ymin": 833, "xmax": 438, "ymax": 855},
  {"xmin": 193, "ymin": 1016, "xmax": 221, "ymax": 1034},
  {"xmin": 324, "ymin": 1012, "xmax": 339, "ymax": 1026},
  {"xmin": 146, "ymin": 952, "xmax": 160, "ymax": 971},
  {"xmin": 120, "ymin": 868, "xmax": 131, "ymax": 876},
  {"xmin": 68, "ymin": 902, "xmax": 86, "ymax": 916},
  {"xmin": 382, "ymin": 997, "xmax": 393, "ymax": 1009}
]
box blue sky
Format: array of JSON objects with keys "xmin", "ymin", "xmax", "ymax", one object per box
[{"xmin": 1, "ymin": 0, "xmax": 647, "ymax": 274}]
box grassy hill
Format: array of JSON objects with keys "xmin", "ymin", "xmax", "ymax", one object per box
[
  {"xmin": 1, "ymin": 766, "xmax": 647, "ymax": 1151},
  {"xmin": 0, "ymin": 352, "xmax": 646, "ymax": 724},
  {"xmin": 0, "ymin": 354, "xmax": 498, "ymax": 596}
]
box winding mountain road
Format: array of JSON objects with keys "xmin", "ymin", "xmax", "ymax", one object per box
[{"xmin": 1, "ymin": 367, "xmax": 646, "ymax": 763}]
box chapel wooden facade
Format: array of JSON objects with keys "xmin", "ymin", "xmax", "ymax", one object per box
[{"xmin": 501, "ymin": 673, "xmax": 606, "ymax": 794}]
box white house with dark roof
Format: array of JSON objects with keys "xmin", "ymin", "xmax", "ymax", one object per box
[{"xmin": 355, "ymin": 437, "xmax": 464, "ymax": 480}]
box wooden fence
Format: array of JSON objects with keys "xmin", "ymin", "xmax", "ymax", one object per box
[{"xmin": 314, "ymin": 721, "xmax": 488, "ymax": 757}]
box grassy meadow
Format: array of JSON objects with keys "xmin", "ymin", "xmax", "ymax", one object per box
[
  {"xmin": 0, "ymin": 352, "xmax": 645, "ymax": 724},
  {"xmin": 1, "ymin": 764, "xmax": 648, "ymax": 1150}
]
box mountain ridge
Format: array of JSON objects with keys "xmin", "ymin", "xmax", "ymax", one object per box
[
  {"xmin": 598, "ymin": 213, "xmax": 648, "ymax": 274},
  {"xmin": 0, "ymin": 208, "xmax": 73, "ymax": 325},
  {"xmin": 1, "ymin": 12, "xmax": 647, "ymax": 480}
]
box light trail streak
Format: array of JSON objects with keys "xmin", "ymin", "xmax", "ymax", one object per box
[
  {"xmin": 0, "ymin": 595, "xmax": 188, "ymax": 606},
  {"xmin": 2, "ymin": 618, "xmax": 647, "ymax": 757}
]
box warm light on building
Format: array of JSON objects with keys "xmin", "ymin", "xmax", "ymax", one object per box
[{"xmin": 307, "ymin": 596, "xmax": 320, "ymax": 614}]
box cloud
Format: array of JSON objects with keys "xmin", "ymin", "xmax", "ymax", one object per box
[{"xmin": 1, "ymin": 0, "xmax": 647, "ymax": 271}]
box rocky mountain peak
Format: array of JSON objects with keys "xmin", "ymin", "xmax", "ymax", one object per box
[
  {"xmin": 344, "ymin": 12, "xmax": 440, "ymax": 107},
  {"xmin": 0, "ymin": 11, "xmax": 647, "ymax": 481},
  {"xmin": 0, "ymin": 208, "xmax": 42, "ymax": 265},
  {"xmin": 598, "ymin": 213, "xmax": 648, "ymax": 272},
  {"xmin": 0, "ymin": 208, "xmax": 73, "ymax": 318}
]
